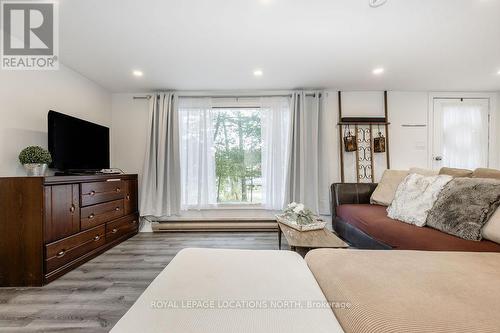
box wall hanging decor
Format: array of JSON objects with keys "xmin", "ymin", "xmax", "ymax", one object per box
[
  {"xmin": 356, "ymin": 126, "xmax": 373, "ymax": 181},
  {"xmin": 373, "ymin": 125, "xmax": 386, "ymax": 153},
  {"xmin": 343, "ymin": 125, "xmax": 358, "ymax": 152},
  {"xmin": 337, "ymin": 91, "xmax": 391, "ymax": 183}
]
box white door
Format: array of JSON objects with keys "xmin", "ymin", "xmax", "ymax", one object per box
[{"xmin": 432, "ymin": 98, "xmax": 490, "ymax": 170}]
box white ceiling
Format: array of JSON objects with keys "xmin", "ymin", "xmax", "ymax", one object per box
[{"xmin": 59, "ymin": 0, "xmax": 500, "ymax": 92}]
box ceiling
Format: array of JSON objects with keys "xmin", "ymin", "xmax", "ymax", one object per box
[{"xmin": 59, "ymin": 0, "xmax": 500, "ymax": 92}]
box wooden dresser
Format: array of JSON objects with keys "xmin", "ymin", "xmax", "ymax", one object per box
[{"xmin": 0, "ymin": 174, "xmax": 139, "ymax": 287}]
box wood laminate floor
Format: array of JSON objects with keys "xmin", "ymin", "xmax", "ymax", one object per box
[{"xmin": 0, "ymin": 232, "xmax": 283, "ymax": 333}]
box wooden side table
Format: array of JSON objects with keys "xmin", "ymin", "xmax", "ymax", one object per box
[{"xmin": 277, "ymin": 222, "xmax": 348, "ymax": 256}]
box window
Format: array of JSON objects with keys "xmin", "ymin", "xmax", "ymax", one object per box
[
  {"xmin": 213, "ymin": 108, "xmax": 262, "ymax": 204},
  {"xmin": 432, "ymin": 98, "xmax": 490, "ymax": 170},
  {"xmin": 179, "ymin": 96, "xmax": 290, "ymax": 210}
]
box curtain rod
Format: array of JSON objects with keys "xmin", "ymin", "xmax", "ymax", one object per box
[
  {"xmin": 177, "ymin": 93, "xmax": 322, "ymax": 98},
  {"xmin": 177, "ymin": 94, "xmax": 293, "ymax": 99},
  {"xmin": 132, "ymin": 93, "xmax": 322, "ymax": 100}
]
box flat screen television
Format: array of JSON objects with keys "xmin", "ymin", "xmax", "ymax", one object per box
[{"xmin": 48, "ymin": 111, "xmax": 110, "ymax": 172}]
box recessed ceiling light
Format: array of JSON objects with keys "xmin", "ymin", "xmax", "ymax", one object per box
[
  {"xmin": 372, "ymin": 68, "xmax": 385, "ymax": 75},
  {"xmin": 253, "ymin": 69, "xmax": 263, "ymax": 77},
  {"xmin": 369, "ymin": 0, "xmax": 388, "ymax": 8},
  {"xmin": 132, "ymin": 70, "xmax": 143, "ymax": 77},
  {"xmin": 497, "ymin": 69, "xmax": 500, "ymax": 75}
]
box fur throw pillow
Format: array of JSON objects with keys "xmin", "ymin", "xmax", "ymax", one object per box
[
  {"xmin": 387, "ymin": 173, "xmax": 452, "ymax": 227},
  {"xmin": 426, "ymin": 178, "xmax": 500, "ymax": 241}
]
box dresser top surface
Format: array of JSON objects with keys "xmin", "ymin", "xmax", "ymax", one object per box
[{"xmin": 0, "ymin": 174, "xmax": 138, "ymax": 185}]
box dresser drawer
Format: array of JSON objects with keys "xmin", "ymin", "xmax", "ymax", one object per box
[
  {"xmin": 81, "ymin": 180, "xmax": 124, "ymax": 206},
  {"xmin": 81, "ymin": 199, "xmax": 124, "ymax": 230},
  {"xmin": 45, "ymin": 225, "xmax": 105, "ymax": 273},
  {"xmin": 106, "ymin": 214, "xmax": 139, "ymax": 243}
]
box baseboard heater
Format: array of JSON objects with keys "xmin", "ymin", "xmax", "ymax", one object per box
[{"xmin": 151, "ymin": 220, "xmax": 278, "ymax": 232}]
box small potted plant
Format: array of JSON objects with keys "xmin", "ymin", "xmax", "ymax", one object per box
[{"xmin": 19, "ymin": 146, "xmax": 52, "ymax": 176}]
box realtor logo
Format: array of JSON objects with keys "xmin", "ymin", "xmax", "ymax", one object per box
[{"xmin": 1, "ymin": 1, "xmax": 59, "ymax": 70}]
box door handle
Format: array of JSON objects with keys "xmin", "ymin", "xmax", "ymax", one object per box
[{"xmin": 434, "ymin": 156, "xmax": 443, "ymax": 161}]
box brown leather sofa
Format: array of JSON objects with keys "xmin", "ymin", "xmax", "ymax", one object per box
[{"xmin": 331, "ymin": 183, "xmax": 500, "ymax": 252}]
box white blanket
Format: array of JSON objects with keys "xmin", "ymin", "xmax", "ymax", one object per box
[
  {"xmin": 111, "ymin": 248, "xmax": 344, "ymax": 333},
  {"xmin": 387, "ymin": 173, "xmax": 452, "ymax": 226}
]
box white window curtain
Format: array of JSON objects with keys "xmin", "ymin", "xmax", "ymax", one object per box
[
  {"xmin": 441, "ymin": 102, "xmax": 489, "ymax": 169},
  {"xmin": 260, "ymin": 97, "xmax": 291, "ymax": 210},
  {"xmin": 178, "ymin": 95, "xmax": 291, "ymax": 211},
  {"xmin": 140, "ymin": 93, "xmax": 181, "ymax": 217},
  {"xmin": 284, "ymin": 91, "xmax": 323, "ymax": 215},
  {"xmin": 178, "ymin": 97, "xmax": 217, "ymax": 210},
  {"xmin": 143, "ymin": 92, "xmax": 330, "ymax": 216}
]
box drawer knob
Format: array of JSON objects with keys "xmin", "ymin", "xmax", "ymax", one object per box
[
  {"xmin": 56, "ymin": 250, "xmax": 66, "ymax": 258},
  {"xmin": 69, "ymin": 204, "xmax": 75, "ymax": 213},
  {"xmin": 112, "ymin": 228, "xmax": 118, "ymax": 234},
  {"xmin": 126, "ymin": 194, "xmax": 130, "ymax": 200},
  {"xmin": 89, "ymin": 190, "xmax": 96, "ymax": 196},
  {"xmin": 94, "ymin": 235, "xmax": 100, "ymax": 241},
  {"xmin": 115, "ymin": 207, "xmax": 120, "ymax": 211},
  {"xmin": 89, "ymin": 213, "xmax": 95, "ymax": 219},
  {"xmin": 132, "ymin": 220, "xmax": 137, "ymax": 224},
  {"xmin": 116, "ymin": 187, "xmax": 121, "ymax": 193}
]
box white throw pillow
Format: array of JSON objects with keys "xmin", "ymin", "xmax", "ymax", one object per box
[
  {"xmin": 482, "ymin": 208, "xmax": 500, "ymax": 244},
  {"xmin": 370, "ymin": 170, "xmax": 409, "ymax": 206},
  {"xmin": 387, "ymin": 173, "xmax": 453, "ymax": 227}
]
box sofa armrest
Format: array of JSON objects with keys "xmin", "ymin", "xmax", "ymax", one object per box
[{"xmin": 331, "ymin": 183, "xmax": 378, "ymax": 217}]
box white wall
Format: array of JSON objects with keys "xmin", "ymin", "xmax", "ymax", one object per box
[
  {"xmin": 0, "ymin": 65, "xmax": 112, "ymax": 176},
  {"xmin": 110, "ymin": 94, "xmax": 150, "ymax": 185},
  {"xmin": 388, "ymin": 92, "xmax": 429, "ymax": 170},
  {"xmin": 497, "ymin": 91, "xmax": 500, "ymax": 167},
  {"xmin": 341, "ymin": 91, "xmax": 385, "ymax": 117}
]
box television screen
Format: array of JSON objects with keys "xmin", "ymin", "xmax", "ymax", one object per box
[{"xmin": 48, "ymin": 111, "xmax": 110, "ymax": 171}]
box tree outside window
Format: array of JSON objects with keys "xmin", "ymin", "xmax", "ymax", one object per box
[{"xmin": 212, "ymin": 108, "xmax": 262, "ymax": 204}]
